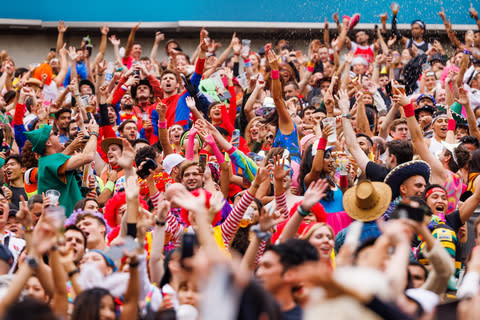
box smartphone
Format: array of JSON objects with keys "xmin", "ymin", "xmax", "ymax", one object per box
[
  {"xmin": 86, "ymin": 45, "xmax": 93, "ymax": 58},
  {"xmin": 390, "ymin": 202, "xmax": 426, "ymax": 222},
  {"xmin": 199, "ymin": 154, "xmax": 207, "ymax": 171},
  {"xmin": 137, "ymin": 158, "xmax": 158, "ymax": 179},
  {"xmin": 385, "ymin": 81, "xmax": 393, "ymax": 97},
  {"xmin": 422, "ymin": 62, "xmax": 430, "ymax": 72},
  {"xmin": 181, "ymin": 233, "xmax": 197, "ymax": 269},
  {"xmin": 231, "ymin": 129, "xmax": 240, "ymax": 148},
  {"xmin": 219, "ymin": 90, "xmax": 232, "ymax": 102}
]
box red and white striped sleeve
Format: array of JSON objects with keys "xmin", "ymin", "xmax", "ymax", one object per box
[
  {"xmin": 151, "ymin": 192, "xmax": 162, "ymax": 211},
  {"xmin": 254, "ymin": 241, "xmax": 267, "ymax": 266},
  {"xmin": 164, "ymin": 210, "xmax": 183, "ymax": 243},
  {"xmin": 275, "ymin": 192, "xmax": 289, "ymax": 219},
  {"xmin": 221, "ymin": 191, "xmax": 255, "ymax": 247}
]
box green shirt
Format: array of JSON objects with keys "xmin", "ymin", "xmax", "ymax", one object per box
[{"xmin": 37, "ymin": 153, "xmax": 82, "ymax": 217}]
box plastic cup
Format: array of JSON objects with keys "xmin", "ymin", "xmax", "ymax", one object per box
[
  {"xmin": 393, "ymin": 84, "xmax": 405, "ymax": 95},
  {"xmin": 141, "ymin": 112, "xmax": 149, "ymax": 126},
  {"xmin": 45, "ymin": 189, "xmax": 60, "ymax": 206},
  {"xmin": 322, "ymin": 117, "xmax": 337, "ymax": 143},
  {"xmin": 80, "ymin": 95, "xmax": 90, "ymax": 107},
  {"xmin": 241, "ymin": 39, "xmax": 251, "ymax": 57},
  {"xmin": 338, "ymin": 157, "xmax": 348, "ymax": 175},
  {"xmin": 45, "ymin": 206, "xmax": 66, "ymax": 242}
]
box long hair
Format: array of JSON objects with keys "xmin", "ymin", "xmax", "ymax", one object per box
[
  {"xmin": 297, "ymin": 144, "xmax": 335, "ymax": 198},
  {"xmin": 469, "ymin": 149, "xmax": 480, "ymax": 175},
  {"xmin": 72, "ymin": 288, "xmax": 115, "ymax": 320}
]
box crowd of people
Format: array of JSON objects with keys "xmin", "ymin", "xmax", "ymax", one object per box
[{"xmin": 1, "ymin": 3, "xmax": 480, "ymax": 320}]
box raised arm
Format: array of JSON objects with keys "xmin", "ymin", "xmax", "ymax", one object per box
[
  {"xmin": 338, "ymin": 89, "xmax": 370, "ymax": 173},
  {"xmin": 156, "ymin": 101, "xmax": 174, "ymax": 156},
  {"xmin": 266, "ymin": 48, "xmax": 294, "ymax": 133},
  {"xmin": 439, "ymin": 8, "xmax": 464, "ymax": 49},
  {"xmin": 56, "ymin": 21, "xmax": 67, "ymax": 53},
  {"xmin": 279, "ymin": 179, "xmax": 328, "ymax": 242},
  {"xmin": 125, "ymin": 22, "xmax": 141, "ymax": 59},
  {"xmin": 304, "ymin": 125, "xmax": 333, "ymax": 187},
  {"xmin": 149, "ymin": 31, "xmax": 165, "ymax": 64},
  {"xmin": 92, "ymin": 24, "xmax": 109, "ymax": 67},
  {"xmin": 394, "ymin": 92, "xmax": 448, "ymax": 183}
]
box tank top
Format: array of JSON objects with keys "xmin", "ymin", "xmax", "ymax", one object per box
[
  {"xmin": 428, "ymin": 137, "xmax": 444, "ymax": 156},
  {"xmin": 406, "ymin": 39, "xmax": 430, "ymax": 55},
  {"xmin": 273, "ymin": 122, "xmax": 301, "ymax": 164},
  {"xmin": 353, "ymin": 43, "xmax": 375, "ymax": 64}
]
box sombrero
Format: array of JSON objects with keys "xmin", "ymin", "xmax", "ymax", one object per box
[
  {"xmin": 342, "ymin": 180, "xmax": 392, "ymax": 222},
  {"xmin": 100, "ymin": 137, "xmax": 123, "ymax": 154},
  {"xmin": 384, "ymin": 160, "xmax": 431, "ymax": 199}
]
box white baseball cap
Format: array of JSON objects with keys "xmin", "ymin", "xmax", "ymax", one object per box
[{"xmin": 163, "ymin": 154, "xmax": 186, "ymax": 175}]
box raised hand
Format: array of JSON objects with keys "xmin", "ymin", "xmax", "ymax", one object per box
[
  {"xmin": 185, "ymin": 96, "xmax": 197, "ymax": 110},
  {"xmin": 108, "ymin": 35, "xmax": 120, "ymax": 46},
  {"xmin": 58, "ymin": 20, "xmax": 68, "ymax": 33},
  {"xmin": 321, "ymin": 123, "xmax": 334, "ymax": 140},
  {"xmin": 301, "ymin": 179, "xmax": 329, "ymax": 211},
  {"xmin": 259, "ymin": 207, "xmax": 285, "ymax": 232},
  {"xmin": 125, "ymin": 175, "xmax": 139, "ymax": 201},
  {"xmin": 117, "ymin": 138, "xmax": 135, "ymax": 169},
  {"xmin": 100, "ymin": 24, "xmax": 109, "ymax": 35},
  {"xmin": 199, "ymin": 27, "xmax": 209, "ymax": 52},
  {"xmin": 272, "ymin": 155, "xmax": 290, "ymax": 182},
  {"xmin": 68, "ymin": 46, "xmax": 79, "ymax": 61},
  {"xmin": 455, "ymin": 88, "xmax": 470, "ymax": 106},
  {"xmin": 154, "ymin": 31, "xmax": 165, "ymax": 44},
  {"xmin": 266, "ymin": 49, "xmax": 279, "ymax": 70}
]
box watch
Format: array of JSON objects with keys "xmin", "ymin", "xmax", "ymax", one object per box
[
  {"xmin": 26, "ymin": 256, "xmax": 39, "ymax": 270},
  {"xmin": 342, "ymin": 112, "xmax": 352, "ymax": 119}
]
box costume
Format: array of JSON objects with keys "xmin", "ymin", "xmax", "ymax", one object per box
[{"xmin": 37, "ymin": 153, "xmax": 82, "ymax": 217}]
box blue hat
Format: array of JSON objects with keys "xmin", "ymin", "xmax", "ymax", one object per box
[
  {"xmin": 384, "ymin": 160, "xmax": 431, "ymax": 199},
  {"xmin": 89, "ymin": 249, "xmax": 117, "ymax": 272}
]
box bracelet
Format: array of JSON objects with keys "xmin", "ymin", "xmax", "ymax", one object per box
[
  {"xmin": 317, "ymin": 137, "xmax": 327, "ymax": 151},
  {"xmin": 158, "ymin": 120, "xmax": 167, "ymax": 129},
  {"xmin": 463, "ymin": 49, "xmax": 472, "ymax": 55},
  {"xmin": 121, "ymin": 85, "xmax": 128, "ymax": 91},
  {"xmin": 68, "ymin": 269, "xmax": 80, "ymax": 278},
  {"xmin": 403, "ymin": 103, "xmax": 415, "ymax": 118},
  {"xmin": 105, "ymin": 180, "xmax": 115, "ymax": 192},
  {"xmin": 74, "ymin": 93, "xmax": 80, "ymax": 97},
  {"xmin": 251, "ymin": 224, "xmax": 273, "ymax": 242},
  {"xmin": 271, "ymin": 70, "xmax": 280, "ymax": 80},
  {"xmin": 155, "ymin": 219, "xmax": 166, "ymax": 227},
  {"xmin": 23, "ymin": 225, "xmax": 34, "ymax": 233},
  {"xmin": 90, "ymin": 131, "xmax": 99, "ymax": 138},
  {"xmin": 447, "ymin": 119, "xmax": 456, "ymax": 131},
  {"xmin": 297, "ymin": 205, "xmax": 310, "ymax": 217},
  {"xmin": 129, "ymin": 261, "xmax": 140, "ymax": 268}
]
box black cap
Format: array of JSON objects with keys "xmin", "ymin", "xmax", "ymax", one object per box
[
  {"xmin": 79, "ymin": 79, "xmax": 95, "ymax": 95},
  {"xmin": 131, "ymin": 79, "xmax": 153, "ymax": 100}
]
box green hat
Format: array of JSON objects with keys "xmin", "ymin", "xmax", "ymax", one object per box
[
  {"xmin": 24, "ymin": 125, "xmax": 52, "ymax": 154},
  {"xmin": 437, "ymin": 103, "xmax": 467, "ymax": 125}
]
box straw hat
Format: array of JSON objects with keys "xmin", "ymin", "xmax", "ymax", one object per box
[
  {"xmin": 342, "ymin": 180, "xmax": 392, "ymax": 222},
  {"xmin": 100, "ymin": 137, "xmax": 123, "ymax": 154}
]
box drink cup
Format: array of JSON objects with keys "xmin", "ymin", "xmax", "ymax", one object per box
[
  {"xmin": 322, "ymin": 117, "xmax": 337, "ymax": 143},
  {"xmin": 45, "ymin": 189, "xmax": 60, "ymax": 206}
]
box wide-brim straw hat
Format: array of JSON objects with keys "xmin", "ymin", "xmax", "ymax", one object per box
[
  {"xmin": 100, "ymin": 137, "xmax": 123, "ymax": 154},
  {"xmin": 343, "ymin": 180, "xmax": 392, "ymax": 222},
  {"xmin": 384, "ymin": 160, "xmax": 430, "ymax": 199}
]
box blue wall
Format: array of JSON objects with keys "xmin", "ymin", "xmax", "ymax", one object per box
[{"xmin": 1, "ymin": 0, "xmax": 476, "ymax": 25}]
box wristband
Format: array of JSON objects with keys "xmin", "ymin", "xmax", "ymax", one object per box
[
  {"xmin": 463, "ymin": 49, "xmax": 472, "ymax": 55},
  {"xmin": 271, "ymin": 70, "xmax": 280, "ymax": 80},
  {"xmin": 90, "ymin": 131, "xmax": 99, "ymax": 138},
  {"xmin": 306, "ymin": 66, "xmax": 314, "ymax": 73},
  {"xmin": 129, "ymin": 261, "xmax": 140, "ymax": 268},
  {"xmin": 447, "ymin": 119, "xmax": 456, "ymax": 131},
  {"xmin": 121, "ymin": 85, "xmax": 128, "ymax": 91},
  {"xmin": 158, "ymin": 120, "xmax": 167, "ymax": 129},
  {"xmin": 244, "ymin": 61, "xmax": 251, "ymax": 67},
  {"xmin": 317, "ymin": 137, "xmax": 328, "ymax": 151},
  {"xmin": 297, "ymin": 205, "xmax": 310, "ymax": 217},
  {"xmin": 105, "ymin": 180, "xmax": 115, "ymax": 192},
  {"xmin": 68, "ymin": 269, "xmax": 80, "ymax": 278},
  {"xmin": 403, "ymin": 103, "xmax": 415, "ymax": 118},
  {"xmin": 251, "ymin": 224, "xmax": 273, "ymax": 241}
]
